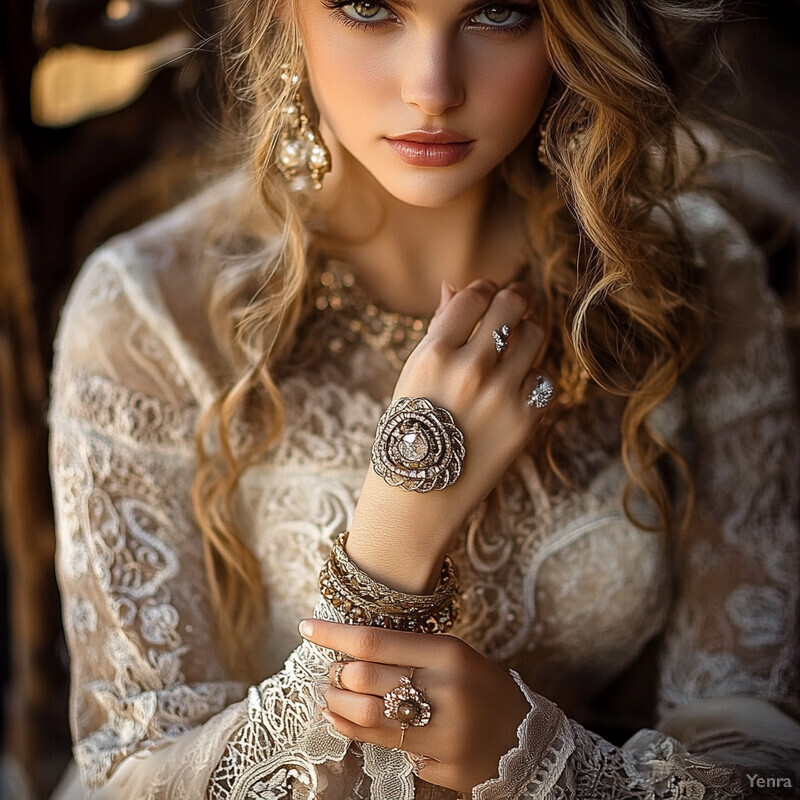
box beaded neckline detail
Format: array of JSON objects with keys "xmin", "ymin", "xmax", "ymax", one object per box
[{"xmin": 313, "ymin": 260, "xmax": 429, "ymax": 372}]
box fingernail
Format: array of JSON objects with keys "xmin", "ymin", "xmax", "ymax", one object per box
[
  {"xmin": 299, "ymin": 619, "xmax": 313, "ymax": 638},
  {"xmin": 321, "ymin": 708, "xmax": 334, "ymax": 723}
]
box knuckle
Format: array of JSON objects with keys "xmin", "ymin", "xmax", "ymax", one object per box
[
  {"xmin": 357, "ymin": 698, "xmax": 384, "ymax": 728},
  {"xmin": 440, "ymin": 635, "xmax": 470, "ymax": 670},
  {"xmin": 460, "ymin": 358, "xmax": 487, "ymax": 388},
  {"xmin": 354, "ymin": 627, "xmax": 383, "ymax": 661},
  {"xmin": 467, "ymin": 279, "xmax": 497, "ymax": 296},
  {"xmin": 348, "ymin": 661, "xmax": 378, "ymax": 692},
  {"xmin": 463, "ymin": 282, "xmax": 495, "ymax": 309},
  {"xmin": 426, "ymin": 340, "xmax": 451, "ymax": 367},
  {"xmin": 495, "ymin": 286, "xmax": 528, "ymax": 314}
]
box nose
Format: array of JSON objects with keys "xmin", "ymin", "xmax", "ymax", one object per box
[{"xmin": 400, "ymin": 34, "xmax": 465, "ymax": 116}]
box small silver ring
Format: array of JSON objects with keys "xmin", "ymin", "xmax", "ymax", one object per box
[
  {"xmin": 527, "ymin": 375, "xmax": 554, "ymax": 409},
  {"xmin": 492, "ymin": 324, "xmax": 511, "ymax": 354}
]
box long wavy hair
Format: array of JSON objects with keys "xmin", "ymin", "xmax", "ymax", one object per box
[{"xmin": 193, "ymin": 0, "xmax": 723, "ymax": 674}]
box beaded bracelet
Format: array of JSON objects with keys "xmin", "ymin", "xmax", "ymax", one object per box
[{"xmin": 318, "ymin": 531, "xmax": 461, "ymax": 633}]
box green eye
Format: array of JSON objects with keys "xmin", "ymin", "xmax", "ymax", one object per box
[
  {"xmin": 346, "ymin": 1, "xmax": 386, "ymax": 19},
  {"xmin": 474, "ymin": 6, "xmax": 525, "ymax": 26}
]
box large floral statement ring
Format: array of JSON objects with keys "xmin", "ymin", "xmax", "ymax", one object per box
[
  {"xmin": 371, "ymin": 397, "xmax": 465, "ymax": 492},
  {"xmin": 384, "ymin": 674, "xmax": 432, "ymax": 739}
]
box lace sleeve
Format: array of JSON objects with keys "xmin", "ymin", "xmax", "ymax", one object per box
[
  {"xmin": 656, "ymin": 198, "xmax": 800, "ymax": 724},
  {"xmin": 471, "ymin": 199, "xmax": 800, "ymax": 799},
  {"xmin": 49, "ymin": 247, "xmax": 365, "ymax": 798}
]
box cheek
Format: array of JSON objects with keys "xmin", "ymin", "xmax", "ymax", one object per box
[
  {"xmin": 471, "ymin": 51, "xmax": 552, "ymax": 135},
  {"xmin": 304, "ymin": 35, "xmax": 395, "ymax": 134}
]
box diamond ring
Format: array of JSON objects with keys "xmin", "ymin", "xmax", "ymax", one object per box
[
  {"xmin": 527, "ymin": 375, "xmax": 554, "ymax": 409},
  {"xmin": 492, "ymin": 324, "xmax": 511, "ymax": 354}
]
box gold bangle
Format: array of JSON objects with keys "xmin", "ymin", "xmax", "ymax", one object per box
[{"xmin": 319, "ymin": 532, "xmax": 461, "ymax": 633}]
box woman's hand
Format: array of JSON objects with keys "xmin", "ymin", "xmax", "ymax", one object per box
[
  {"xmin": 348, "ymin": 279, "xmax": 552, "ymax": 592},
  {"xmin": 301, "ymin": 618, "xmax": 531, "ymax": 795}
]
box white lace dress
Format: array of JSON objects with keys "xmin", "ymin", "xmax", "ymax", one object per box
[{"xmin": 49, "ymin": 179, "xmax": 800, "ymax": 799}]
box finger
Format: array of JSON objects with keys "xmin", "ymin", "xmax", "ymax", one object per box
[
  {"xmin": 428, "ymin": 280, "xmax": 497, "ymax": 347},
  {"xmin": 406, "ymin": 752, "xmax": 443, "ymax": 782},
  {"xmin": 324, "ymin": 686, "xmax": 389, "ymax": 731},
  {"xmin": 329, "ymin": 660, "xmax": 416, "ymax": 698},
  {"xmin": 466, "ymin": 283, "xmax": 531, "ymax": 364},
  {"xmin": 430, "ymin": 281, "xmax": 457, "ymax": 323},
  {"xmin": 496, "ymin": 317, "xmax": 546, "ymax": 386},
  {"xmin": 320, "ymin": 704, "xmax": 414, "ymax": 751},
  {"xmin": 300, "ymin": 619, "xmax": 455, "ymax": 666},
  {"xmin": 320, "ymin": 686, "xmax": 446, "ymax": 762},
  {"xmin": 321, "ymin": 705, "xmax": 450, "ymax": 787}
]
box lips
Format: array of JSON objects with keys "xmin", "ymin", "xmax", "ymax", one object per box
[{"xmin": 384, "ymin": 130, "xmax": 474, "ymax": 167}]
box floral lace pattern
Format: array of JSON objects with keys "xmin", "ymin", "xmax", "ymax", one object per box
[{"xmin": 49, "ymin": 182, "xmax": 800, "ymax": 799}]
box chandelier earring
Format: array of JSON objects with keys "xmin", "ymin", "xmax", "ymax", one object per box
[
  {"xmin": 277, "ymin": 66, "xmax": 331, "ymax": 191},
  {"xmin": 536, "ymin": 107, "xmax": 555, "ymax": 173},
  {"xmin": 537, "ymin": 107, "xmax": 589, "ymax": 176}
]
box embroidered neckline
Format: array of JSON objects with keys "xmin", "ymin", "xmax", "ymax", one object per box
[{"xmin": 312, "ymin": 259, "xmax": 429, "ymax": 371}]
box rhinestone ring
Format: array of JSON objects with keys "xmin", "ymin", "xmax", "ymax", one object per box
[
  {"xmin": 527, "ymin": 375, "xmax": 554, "ymax": 409},
  {"xmin": 384, "ymin": 675, "xmax": 432, "ymax": 738},
  {"xmin": 372, "ymin": 397, "xmax": 465, "ymax": 492},
  {"xmin": 492, "ymin": 324, "xmax": 511, "ymax": 354}
]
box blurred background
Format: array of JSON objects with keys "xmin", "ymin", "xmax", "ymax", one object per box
[{"xmin": 1, "ymin": 1, "xmax": 799, "ymax": 797}]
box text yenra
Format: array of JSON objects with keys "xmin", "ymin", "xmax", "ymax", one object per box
[{"xmin": 747, "ymin": 774, "xmax": 794, "ymax": 789}]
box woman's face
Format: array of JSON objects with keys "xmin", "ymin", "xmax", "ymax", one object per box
[{"xmin": 297, "ymin": 0, "xmax": 552, "ymax": 208}]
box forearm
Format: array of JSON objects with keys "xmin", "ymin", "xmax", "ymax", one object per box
[{"xmin": 346, "ymin": 471, "xmax": 463, "ymax": 594}]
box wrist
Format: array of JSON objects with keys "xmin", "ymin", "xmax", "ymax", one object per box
[
  {"xmin": 349, "ymin": 471, "xmax": 461, "ymax": 593},
  {"xmin": 346, "ymin": 521, "xmax": 446, "ymax": 594}
]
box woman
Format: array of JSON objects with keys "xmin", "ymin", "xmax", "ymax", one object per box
[{"xmin": 49, "ymin": 0, "xmax": 800, "ymax": 797}]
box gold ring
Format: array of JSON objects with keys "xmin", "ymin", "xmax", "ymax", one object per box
[
  {"xmin": 333, "ymin": 662, "xmax": 346, "ymax": 691},
  {"xmin": 409, "ymin": 752, "xmax": 431, "ymax": 775}
]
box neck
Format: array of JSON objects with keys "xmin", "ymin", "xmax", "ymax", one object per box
[{"xmin": 312, "ymin": 145, "xmax": 529, "ymax": 317}]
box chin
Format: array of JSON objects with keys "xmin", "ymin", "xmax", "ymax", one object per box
[{"xmin": 375, "ymin": 170, "xmax": 489, "ymax": 209}]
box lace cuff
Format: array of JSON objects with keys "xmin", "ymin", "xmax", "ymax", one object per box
[
  {"xmin": 209, "ymin": 598, "xmax": 420, "ymax": 800},
  {"xmin": 470, "ymin": 673, "xmax": 797, "ymax": 800},
  {"xmin": 472, "ymin": 670, "xmax": 575, "ymax": 800}
]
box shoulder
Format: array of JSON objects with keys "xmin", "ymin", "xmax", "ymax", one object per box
[
  {"xmin": 53, "ymin": 170, "xmax": 269, "ymax": 408},
  {"xmin": 675, "ymin": 193, "xmax": 796, "ymax": 428},
  {"xmin": 676, "ymin": 192, "xmax": 772, "ymax": 302}
]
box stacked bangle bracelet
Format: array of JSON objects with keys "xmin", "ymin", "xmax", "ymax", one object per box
[{"xmin": 318, "ymin": 531, "xmax": 461, "ymax": 634}]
